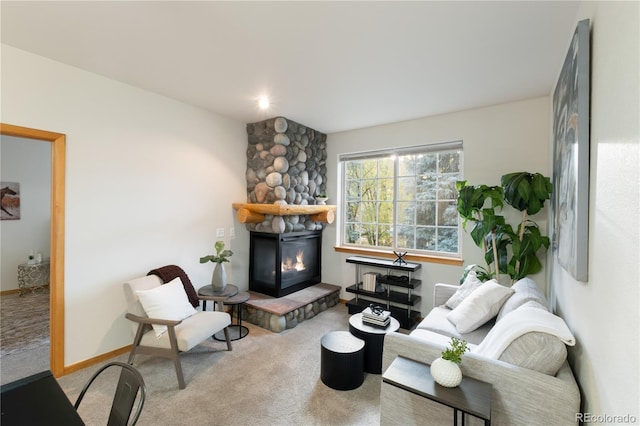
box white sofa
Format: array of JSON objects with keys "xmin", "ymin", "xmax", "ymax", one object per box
[{"xmin": 381, "ymin": 277, "xmax": 580, "ymax": 425}]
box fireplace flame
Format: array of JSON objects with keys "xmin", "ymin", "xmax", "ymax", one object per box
[{"xmin": 282, "ymin": 250, "xmax": 306, "ymax": 272}]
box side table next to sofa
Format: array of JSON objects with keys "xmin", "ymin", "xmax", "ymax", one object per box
[{"xmin": 382, "ymin": 355, "xmax": 492, "ymax": 425}]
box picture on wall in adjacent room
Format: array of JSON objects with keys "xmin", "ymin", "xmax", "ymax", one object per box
[
  {"xmin": 1, "ymin": 181, "xmax": 21, "ymax": 220},
  {"xmin": 551, "ymin": 18, "xmax": 590, "ymax": 282}
]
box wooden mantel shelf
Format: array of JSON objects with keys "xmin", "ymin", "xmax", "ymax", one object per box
[{"xmin": 232, "ymin": 203, "xmax": 336, "ymax": 224}]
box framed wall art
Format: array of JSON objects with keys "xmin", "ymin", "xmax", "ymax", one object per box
[
  {"xmin": 1, "ymin": 181, "xmax": 21, "ymax": 220},
  {"xmin": 551, "ymin": 19, "xmax": 590, "ymax": 282}
]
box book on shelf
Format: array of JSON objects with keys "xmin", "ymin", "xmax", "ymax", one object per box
[{"xmin": 362, "ymin": 272, "xmax": 377, "ymax": 292}]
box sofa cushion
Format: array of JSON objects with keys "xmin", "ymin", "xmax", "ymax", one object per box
[
  {"xmin": 416, "ymin": 306, "xmax": 493, "ymax": 345},
  {"xmin": 496, "ymin": 277, "xmax": 549, "ymax": 322},
  {"xmin": 474, "ymin": 304, "xmax": 574, "ymax": 375},
  {"xmin": 409, "ymin": 328, "xmax": 479, "ymax": 351},
  {"xmin": 444, "ymin": 270, "xmax": 484, "ymax": 309},
  {"xmin": 447, "ymin": 281, "xmax": 514, "ymax": 333},
  {"xmin": 498, "ymin": 331, "xmax": 568, "ymax": 375}
]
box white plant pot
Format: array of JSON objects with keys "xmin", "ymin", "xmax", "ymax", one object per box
[
  {"xmin": 430, "ymin": 357, "xmax": 462, "ymax": 387},
  {"xmin": 211, "ymin": 263, "xmax": 227, "ymax": 292},
  {"xmin": 316, "ymin": 197, "xmax": 328, "ymax": 205}
]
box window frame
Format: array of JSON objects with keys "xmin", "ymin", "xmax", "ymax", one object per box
[{"xmin": 338, "ymin": 141, "xmax": 463, "ymax": 259}]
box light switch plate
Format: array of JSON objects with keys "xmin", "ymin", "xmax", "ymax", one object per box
[
  {"xmin": 216, "ymin": 228, "xmax": 225, "ymax": 238},
  {"xmin": 229, "ymin": 227, "xmax": 236, "ymax": 239}
]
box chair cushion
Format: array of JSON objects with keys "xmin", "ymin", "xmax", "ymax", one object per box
[
  {"xmin": 136, "ymin": 277, "xmax": 197, "ymax": 337},
  {"xmin": 443, "ymin": 270, "xmax": 484, "ymax": 309},
  {"xmin": 496, "ymin": 277, "xmax": 549, "ymax": 322},
  {"xmin": 447, "ymin": 281, "xmax": 514, "ymax": 333},
  {"xmin": 139, "ymin": 311, "xmax": 231, "ymax": 351}
]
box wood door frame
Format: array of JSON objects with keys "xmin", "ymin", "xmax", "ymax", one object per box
[{"xmin": 1, "ymin": 123, "xmax": 65, "ymax": 377}]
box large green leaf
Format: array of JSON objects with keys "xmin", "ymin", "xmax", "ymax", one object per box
[{"xmin": 501, "ymin": 172, "xmax": 552, "ymax": 215}]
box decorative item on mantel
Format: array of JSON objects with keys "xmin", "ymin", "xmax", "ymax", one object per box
[
  {"xmin": 199, "ymin": 241, "xmax": 233, "ymax": 292},
  {"xmin": 315, "ymin": 194, "xmax": 328, "ymax": 205},
  {"xmin": 430, "ymin": 337, "xmax": 469, "ymax": 388}
]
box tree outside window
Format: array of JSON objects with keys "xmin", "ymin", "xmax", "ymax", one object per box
[{"xmin": 342, "ymin": 143, "xmax": 462, "ymax": 256}]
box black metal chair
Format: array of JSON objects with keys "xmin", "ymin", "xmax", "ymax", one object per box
[{"xmin": 74, "ymin": 361, "xmax": 146, "ymax": 426}]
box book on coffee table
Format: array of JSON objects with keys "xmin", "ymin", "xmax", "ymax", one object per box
[
  {"xmin": 362, "ymin": 306, "xmax": 391, "ymax": 328},
  {"xmin": 363, "ymin": 316, "xmax": 391, "ymax": 328}
]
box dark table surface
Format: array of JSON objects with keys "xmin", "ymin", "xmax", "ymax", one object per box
[
  {"xmin": 383, "ymin": 356, "xmax": 492, "ymax": 421},
  {"xmin": 1, "ymin": 370, "xmax": 85, "ymax": 426}
]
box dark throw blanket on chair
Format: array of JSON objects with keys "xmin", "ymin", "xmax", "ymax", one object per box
[{"xmin": 147, "ymin": 265, "xmax": 200, "ymax": 307}]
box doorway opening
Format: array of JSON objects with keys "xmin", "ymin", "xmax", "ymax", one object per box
[{"xmin": 0, "ymin": 123, "xmax": 65, "ymax": 377}]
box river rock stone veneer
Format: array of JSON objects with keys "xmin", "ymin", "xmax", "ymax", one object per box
[
  {"xmin": 241, "ymin": 289, "xmax": 340, "ymax": 333},
  {"xmin": 245, "ymin": 117, "xmax": 328, "ymax": 233}
]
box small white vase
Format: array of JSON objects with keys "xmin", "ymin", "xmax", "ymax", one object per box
[
  {"xmin": 211, "ymin": 263, "xmax": 227, "ymax": 292},
  {"xmin": 430, "ymin": 357, "xmax": 462, "ymax": 387},
  {"xmin": 316, "ymin": 197, "xmax": 328, "ymax": 205}
]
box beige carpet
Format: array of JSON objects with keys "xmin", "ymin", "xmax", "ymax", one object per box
[
  {"xmin": 58, "ymin": 304, "xmax": 382, "ymax": 426},
  {"xmin": 0, "ymin": 290, "xmax": 50, "ymax": 357}
]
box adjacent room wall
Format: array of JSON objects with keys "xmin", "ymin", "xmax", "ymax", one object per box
[
  {"xmin": 324, "ymin": 97, "xmax": 551, "ymax": 313},
  {"xmin": 0, "ymin": 135, "xmax": 51, "ymax": 291},
  {"xmin": 548, "ymin": 1, "xmax": 639, "ymax": 418},
  {"xmin": 1, "ymin": 45, "xmax": 249, "ymax": 366}
]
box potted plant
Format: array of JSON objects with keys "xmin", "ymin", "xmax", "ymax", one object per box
[
  {"xmin": 430, "ymin": 337, "xmax": 469, "ymax": 387},
  {"xmin": 456, "ymin": 172, "xmax": 552, "ymax": 284},
  {"xmin": 200, "ymin": 240, "xmax": 233, "ymax": 292},
  {"xmin": 315, "ymin": 193, "xmax": 328, "ymax": 205}
]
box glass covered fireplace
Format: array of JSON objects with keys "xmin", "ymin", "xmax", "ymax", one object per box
[{"xmin": 249, "ymin": 230, "xmax": 322, "ymax": 298}]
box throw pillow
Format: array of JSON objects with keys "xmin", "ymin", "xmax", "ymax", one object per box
[
  {"xmin": 136, "ymin": 277, "xmax": 197, "ymax": 337},
  {"xmin": 496, "ymin": 277, "xmax": 549, "ymax": 322},
  {"xmin": 447, "ymin": 280, "xmax": 514, "ymax": 334},
  {"xmin": 444, "ymin": 270, "xmax": 484, "ymax": 309}
]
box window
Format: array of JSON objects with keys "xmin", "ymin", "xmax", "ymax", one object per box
[{"xmin": 340, "ymin": 141, "xmax": 462, "ymax": 256}]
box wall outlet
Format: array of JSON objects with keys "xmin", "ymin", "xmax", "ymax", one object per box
[
  {"xmin": 229, "ymin": 227, "xmax": 236, "ymax": 239},
  {"xmin": 216, "ymin": 228, "xmax": 225, "ymax": 238}
]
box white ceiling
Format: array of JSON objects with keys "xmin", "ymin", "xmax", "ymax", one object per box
[{"xmin": 1, "ymin": 1, "xmax": 580, "ymax": 134}]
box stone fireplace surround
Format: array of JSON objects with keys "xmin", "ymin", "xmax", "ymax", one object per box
[
  {"xmin": 244, "ymin": 116, "xmax": 328, "ymax": 233},
  {"xmin": 239, "ymin": 116, "xmax": 339, "ymax": 332}
]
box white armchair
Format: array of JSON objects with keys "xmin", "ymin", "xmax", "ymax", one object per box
[{"xmin": 123, "ymin": 274, "xmax": 232, "ymax": 389}]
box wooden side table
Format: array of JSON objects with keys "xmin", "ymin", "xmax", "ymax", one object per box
[
  {"xmin": 382, "ymin": 356, "xmax": 492, "ymax": 425},
  {"xmin": 17, "ymin": 262, "xmax": 50, "ymax": 296}
]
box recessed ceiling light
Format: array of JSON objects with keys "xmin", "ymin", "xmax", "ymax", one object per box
[{"xmin": 258, "ymin": 97, "xmax": 270, "ymax": 110}]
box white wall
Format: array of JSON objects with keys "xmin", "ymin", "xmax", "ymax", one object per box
[
  {"xmin": 0, "ymin": 136, "xmax": 51, "ymax": 291},
  {"xmin": 549, "ymin": 1, "xmax": 640, "ymax": 418},
  {"xmin": 324, "ymin": 97, "xmax": 551, "ymax": 313},
  {"xmin": 1, "ymin": 45, "xmax": 249, "ymax": 366}
]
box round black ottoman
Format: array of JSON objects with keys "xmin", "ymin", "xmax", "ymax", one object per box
[{"xmin": 320, "ymin": 331, "xmax": 365, "ymax": 390}]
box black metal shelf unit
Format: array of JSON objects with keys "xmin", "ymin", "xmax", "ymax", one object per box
[{"xmin": 345, "ymin": 256, "xmax": 422, "ymax": 330}]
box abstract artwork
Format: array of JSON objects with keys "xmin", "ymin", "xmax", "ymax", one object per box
[
  {"xmin": 551, "ymin": 19, "xmax": 590, "ymax": 281},
  {"xmin": 1, "ymin": 182, "xmax": 21, "ymax": 220}
]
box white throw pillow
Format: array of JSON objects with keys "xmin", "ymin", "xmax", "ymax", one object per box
[
  {"xmin": 444, "ymin": 270, "xmax": 484, "ymax": 309},
  {"xmin": 136, "ymin": 277, "xmax": 197, "ymax": 337},
  {"xmin": 447, "ymin": 280, "xmax": 514, "ymax": 334}
]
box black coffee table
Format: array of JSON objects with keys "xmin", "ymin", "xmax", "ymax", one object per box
[{"xmin": 349, "ymin": 312, "xmax": 400, "ymax": 374}]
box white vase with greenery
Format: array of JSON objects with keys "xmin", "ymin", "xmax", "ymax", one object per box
[
  {"xmin": 200, "ymin": 241, "xmax": 233, "ymax": 292},
  {"xmin": 431, "ymin": 337, "xmax": 468, "ymax": 388}
]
